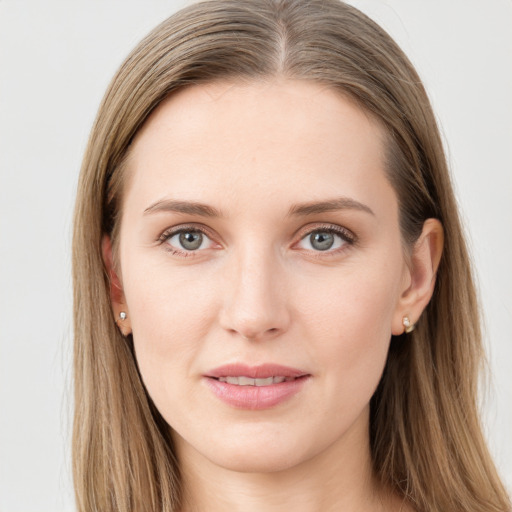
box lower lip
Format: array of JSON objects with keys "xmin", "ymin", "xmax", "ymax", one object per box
[{"xmin": 204, "ymin": 376, "xmax": 310, "ymax": 410}]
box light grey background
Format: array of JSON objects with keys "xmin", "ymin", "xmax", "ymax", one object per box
[{"xmin": 0, "ymin": 1, "xmax": 510, "ymax": 510}]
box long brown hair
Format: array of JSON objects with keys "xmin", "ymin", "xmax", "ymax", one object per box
[{"xmin": 72, "ymin": 1, "xmax": 511, "ymax": 510}]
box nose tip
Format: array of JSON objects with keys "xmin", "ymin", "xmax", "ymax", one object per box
[{"xmin": 222, "ymin": 305, "xmax": 288, "ymax": 342}]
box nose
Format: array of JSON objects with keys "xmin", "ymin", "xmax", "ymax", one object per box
[{"xmin": 218, "ymin": 246, "xmax": 290, "ymax": 342}]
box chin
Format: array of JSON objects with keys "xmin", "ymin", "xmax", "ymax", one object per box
[
  {"xmin": 176, "ymin": 421, "xmax": 320, "ymax": 474},
  {"xmin": 208, "ymin": 444, "xmax": 309, "ymax": 474}
]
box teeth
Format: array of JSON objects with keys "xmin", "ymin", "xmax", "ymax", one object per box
[
  {"xmin": 238, "ymin": 376, "xmax": 255, "ymax": 386},
  {"xmin": 217, "ymin": 376, "xmax": 294, "ymax": 386},
  {"xmin": 255, "ymin": 377, "xmax": 274, "ymax": 386}
]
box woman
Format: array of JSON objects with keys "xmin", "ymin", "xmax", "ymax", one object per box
[{"xmin": 72, "ymin": 0, "xmax": 511, "ymax": 511}]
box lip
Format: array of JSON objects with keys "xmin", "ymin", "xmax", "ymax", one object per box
[
  {"xmin": 204, "ymin": 363, "xmax": 311, "ymax": 410},
  {"xmin": 206, "ymin": 363, "xmax": 308, "ymax": 379}
]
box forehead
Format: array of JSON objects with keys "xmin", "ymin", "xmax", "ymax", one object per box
[{"xmin": 124, "ymin": 79, "xmax": 393, "ymax": 218}]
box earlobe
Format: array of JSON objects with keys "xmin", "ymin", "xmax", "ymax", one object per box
[
  {"xmin": 392, "ymin": 219, "xmax": 444, "ymax": 335},
  {"xmin": 114, "ymin": 311, "xmax": 131, "ymax": 337},
  {"xmin": 101, "ymin": 235, "xmax": 132, "ymax": 336}
]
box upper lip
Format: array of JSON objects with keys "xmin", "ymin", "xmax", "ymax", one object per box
[{"xmin": 206, "ymin": 363, "xmax": 309, "ymax": 379}]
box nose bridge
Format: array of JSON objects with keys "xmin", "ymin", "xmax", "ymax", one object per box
[{"xmin": 220, "ymin": 241, "xmax": 289, "ymax": 340}]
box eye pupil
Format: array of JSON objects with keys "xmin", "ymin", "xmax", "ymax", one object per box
[
  {"xmin": 179, "ymin": 231, "xmax": 203, "ymax": 250},
  {"xmin": 310, "ymin": 232, "xmax": 334, "ymax": 251}
]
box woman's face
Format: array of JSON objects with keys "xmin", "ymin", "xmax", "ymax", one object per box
[{"xmin": 114, "ymin": 80, "xmax": 413, "ymax": 472}]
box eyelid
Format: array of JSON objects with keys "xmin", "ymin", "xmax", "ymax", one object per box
[
  {"xmin": 157, "ymin": 223, "xmax": 222, "ymax": 256},
  {"xmin": 294, "ymin": 223, "xmax": 357, "ymax": 244},
  {"xmin": 158, "ymin": 223, "xmax": 217, "ymax": 241},
  {"xmin": 292, "ymin": 223, "xmax": 357, "ymax": 254}
]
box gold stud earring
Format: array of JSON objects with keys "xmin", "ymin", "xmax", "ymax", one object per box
[{"xmin": 402, "ymin": 316, "xmax": 415, "ymax": 333}]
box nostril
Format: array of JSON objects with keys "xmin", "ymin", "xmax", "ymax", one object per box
[{"xmin": 235, "ymin": 327, "xmax": 281, "ymax": 341}]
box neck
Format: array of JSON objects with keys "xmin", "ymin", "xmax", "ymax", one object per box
[{"xmin": 175, "ymin": 408, "xmax": 403, "ymax": 512}]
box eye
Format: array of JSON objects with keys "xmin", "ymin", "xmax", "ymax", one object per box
[
  {"xmin": 296, "ymin": 227, "xmax": 354, "ymax": 252},
  {"xmin": 161, "ymin": 228, "xmax": 215, "ymax": 253}
]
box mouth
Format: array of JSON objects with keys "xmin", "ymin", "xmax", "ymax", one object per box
[
  {"xmin": 205, "ymin": 363, "xmax": 309, "ymax": 381},
  {"xmin": 214, "ymin": 376, "xmax": 299, "ymax": 386},
  {"xmin": 204, "ymin": 363, "xmax": 310, "ymax": 409}
]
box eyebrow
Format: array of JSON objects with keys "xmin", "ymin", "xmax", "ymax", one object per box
[
  {"xmin": 288, "ymin": 197, "xmax": 375, "ymax": 217},
  {"xmin": 143, "ymin": 196, "xmax": 374, "ymax": 218},
  {"xmin": 143, "ymin": 199, "xmax": 223, "ymax": 217}
]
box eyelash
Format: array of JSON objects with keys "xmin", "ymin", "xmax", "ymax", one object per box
[
  {"xmin": 295, "ymin": 224, "xmax": 356, "ymax": 256},
  {"xmin": 157, "ymin": 223, "xmax": 357, "ymax": 258},
  {"xmin": 157, "ymin": 224, "xmax": 214, "ymax": 257}
]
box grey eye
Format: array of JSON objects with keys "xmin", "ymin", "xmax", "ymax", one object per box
[
  {"xmin": 309, "ymin": 232, "xmax": 335, "ymax": 251},
  {"xmin": 164, "ymin": 228, "xmax": 215, "ymax": 254},
  {"xmin": 296, "ymin": 229, "xmax": 348, "ymax": 252},
  {"xmin": 179, "ymin": 231, "xmax": 203, "ymax": 250}
]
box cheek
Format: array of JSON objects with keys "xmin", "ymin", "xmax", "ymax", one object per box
[
  {"xmin": 123, "ymin": 261, "xmax": 220, "ymax": 395},
  {"xmin": 299, "ymin": 253, "xmax": 401, "ymax": 338},
  {"xmin": 295, "ymin": 256, "xmax": 402, "ymax": 407}
]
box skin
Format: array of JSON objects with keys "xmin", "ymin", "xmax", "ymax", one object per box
[{"xmin": 103, "ymin": 79, "xmax": 443, "ymax": 512}]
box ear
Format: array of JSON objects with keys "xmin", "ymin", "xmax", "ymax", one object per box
[
  {"xmin": 102, "ymin": 235, "xmax": 132, "ymax": 336},
  {"xmin": 392, "ymin": 218, "xmax": 444, "ymax": 335}
]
